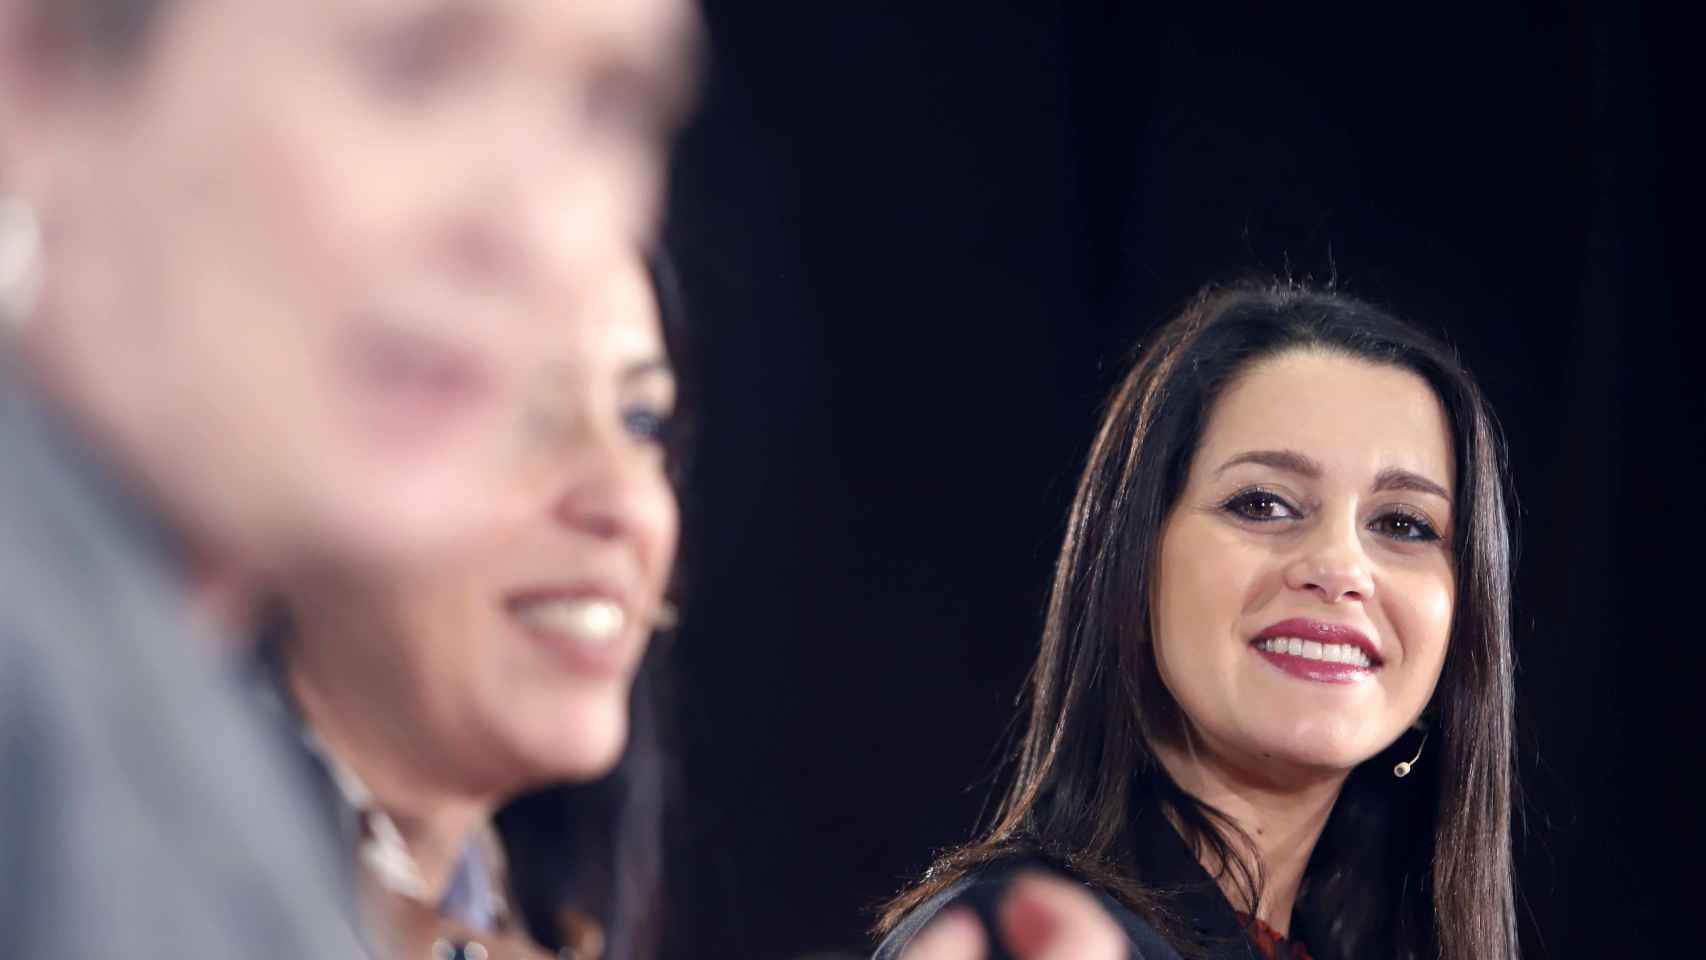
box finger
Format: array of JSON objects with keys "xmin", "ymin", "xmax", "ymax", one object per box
[
  {"xmin": 998, "ymin": 873, "xmax": 1124, "ymax": 960},
  {"xmin": 900, "ymin": 906, "xmax": 988, "ymax": 960}
]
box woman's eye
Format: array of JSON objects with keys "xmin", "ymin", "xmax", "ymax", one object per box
[
  {"xmin": 1222, "ymin": 491, "xmax": 1297, "ymax": 522},
  {"xmin": 622, "ymin": 407, "xmax": 671, "ymax": 445},
  {"xmin": 1370, "ymin": 511, "xmax": 1441, "ymax": 543}
]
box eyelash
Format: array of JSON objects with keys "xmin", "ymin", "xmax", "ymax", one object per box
[
  {"xmin": 1218, "ymin": 489, "xmax": 1442, "ymax": 544},
  {"xmin": 622, "ymin": 406, "xmax": 673, "ymax": 446},
  {"xmin": 1369, "ymin": 508, "xmax": 1442, "ymax": 543}
]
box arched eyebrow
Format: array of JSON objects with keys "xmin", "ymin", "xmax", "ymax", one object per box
[
  {"xmin": 1214, "ymin": 449, "xmax": 1322, "ymax": 479},
  {"xmin": 1214, "ymin": 450, "xmax": 1452, "ymax": 505},
  {"xmin": 621, "ymin": 357, "xmax": 673, "ymax": 387},
  {"xmin": 1373, "ymin": 467, "xmax": 1452, "ymax": 504}
]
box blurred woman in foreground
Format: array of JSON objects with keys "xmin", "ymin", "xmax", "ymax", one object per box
[{"xmin": 0, "ymin": 1, "xmax": 695, "ymax": 956}]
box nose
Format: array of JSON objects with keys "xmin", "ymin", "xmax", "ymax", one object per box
[
  {"xmin": 1283, "ymin": 511, "xmax": 1374, "ymax": 604},
  {"xmin": 545, "ymin": 413, "xmax": 676, "ymax": 551}
]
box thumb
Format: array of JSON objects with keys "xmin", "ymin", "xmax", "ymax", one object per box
[
  {"xmin": 998, "ymin": 873, "xmax": 1125, "ymax": 960},
  {"xmin": 899, "ymin": 906, "xmax": 988, "ymax": 960}
]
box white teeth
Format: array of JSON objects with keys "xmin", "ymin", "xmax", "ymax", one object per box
[
  {"xmin": 1256, "ymin": 637, "xmax": 1372, "ymax": 668},
  {"xmin": 516, "ymin": 598, "xmax": 627, "ymax": 646}
]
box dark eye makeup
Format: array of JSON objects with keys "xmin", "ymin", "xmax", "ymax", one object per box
[
  {"xmin": 1368, "ymin": 507, "xmax": 1442, "ymax": 543},
  {"xmin": 1220, "ymin": 488, "xmax": 1298, "ymax": 522},
  {"xmin": 1217, "ymin": 487, "xmax": 1444, "ymax": 544},
  {"xmin": 622, "ymin": 406, "xmax": 673, "ymax": 445}
]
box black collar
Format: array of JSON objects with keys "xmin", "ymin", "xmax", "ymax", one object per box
[{"xmin": 1128, "ymin": 805, "xmax": 1261, "ymax": 960}]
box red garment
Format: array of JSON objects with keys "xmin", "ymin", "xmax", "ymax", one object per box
[{"xmin": 1238, "ymin": 912, "xmax": 1315, "ymax": 960}]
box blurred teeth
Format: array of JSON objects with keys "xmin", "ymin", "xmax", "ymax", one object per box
[
  {"xmin": 1255, "ymin": 636, "xmax": 1372, "ymax": 668},
  {"xmin": 516, "ymin": 598, "xmax": 627, "ymax": 646}
]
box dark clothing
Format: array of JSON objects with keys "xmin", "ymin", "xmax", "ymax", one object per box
[
  {"xmin": 875, "ymin": 810, "xmax": 1292, "ymax": 960},
  {"xmin": 0, "ymin": 367, "xmax": 364, "ymax": 957}
]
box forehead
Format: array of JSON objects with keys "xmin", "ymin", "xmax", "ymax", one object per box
[
  {"xmin": 282, "ymin": 0, "xmax": 698, "ymax": 57},
  {"xmin": 1196, "ymin": 350, "xmax": 1454, "ymax": 492},
  {"xmin": 566, "ymin": 252, "xmax": 664, "ymax": 358}
]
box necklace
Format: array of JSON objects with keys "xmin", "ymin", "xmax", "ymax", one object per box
[{"xmin": 303, "ymin": 725, "xmax": 435, "ymax": 902}]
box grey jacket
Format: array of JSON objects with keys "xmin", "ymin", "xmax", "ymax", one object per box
[{"xmin": 0, "ymin": 365, "xmax": 365, "ymax": 957}]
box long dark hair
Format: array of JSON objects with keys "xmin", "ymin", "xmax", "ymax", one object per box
[
  {"xmin": 497, "ymin": 248, "xmax": 690, "ymax": 960},
  {"xmin": 878, "ymin": 278, "xmax": 1518, "ymax": 960}
]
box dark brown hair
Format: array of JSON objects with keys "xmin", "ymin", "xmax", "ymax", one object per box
[{"xmin": 878, "ymin": 278, "xmax": 1519, "ymax": 960}]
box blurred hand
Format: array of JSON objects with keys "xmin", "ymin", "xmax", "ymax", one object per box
[{"xmin": 900, "ymin": 873, "xmax": 1125, "ymax": 960}]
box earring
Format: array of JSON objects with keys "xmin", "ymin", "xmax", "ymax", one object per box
[
  {"xmin": 0, "ymin": 195, "xmax": 43, "ymax": 330},
  {"xmin": 1393, "ymin": 723, "xmax": 1429, "ymax": 778}
]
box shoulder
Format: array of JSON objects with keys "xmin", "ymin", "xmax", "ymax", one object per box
[
  {"xmin": 873, "ymin": 858, "xmax": 1182, "ymax": 960},
  {"xmin": 0, "ymin": 381, "xmax": 365, "ymax": 956}
]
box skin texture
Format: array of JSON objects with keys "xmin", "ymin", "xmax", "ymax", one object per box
[
  {"xmin": 0, "ymin": 0, "xmax": 698, "ymax": 582},
  {"xmin": 1151, "ymin": 348, "xmax": 1457, "ymax": 931},
  {"xmin": 286, "ymin": 250, "xmax": 679, "ymax": 896}
]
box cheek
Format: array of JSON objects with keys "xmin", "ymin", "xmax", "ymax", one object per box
[
  {"xmin": 235, "ymin": 60, "xmax": 484, "ymax": 339},
  {"xmin": 1155, "ymin": 519, "xmax": 1273, "ymax": 653},
  {"xmin": 392, "ymin": 577, "xmax": 490, "ymax": 687},
  {"xmin": 1155, "ymin": 519, "xmax": 1238, "ymax": 685},
  {"xmin": 649, "ymin": 483, "xmax": 681, "ymax": 581},
  {"xmin": 1390, "ymin": 563, "xmax": 1455, "ymax": 680},
  {"xmin": 239, "ymin": 111, "xmax": 389, "ymax": 327}
]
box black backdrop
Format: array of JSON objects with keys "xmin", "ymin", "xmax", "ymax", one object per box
[{"xmin": 660, "ymin": 2, "xmax": 1694, "ymax": 956}]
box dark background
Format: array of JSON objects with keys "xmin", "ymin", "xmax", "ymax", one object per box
[{"xmin": 660, "ymin": 2, "xmax": 1695, "ymax": 956}]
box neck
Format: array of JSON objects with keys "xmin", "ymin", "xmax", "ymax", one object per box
[
  {"xmin": 286, "ymin": 647, "xmax": 498, "ymax": 900},
  {"xmin": 1153, "ymin": 737, "xmax": 1347, "ymax": 937}
]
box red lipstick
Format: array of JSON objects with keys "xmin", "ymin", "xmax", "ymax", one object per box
[{"xmin": 1250, "ymin": 618, "xmax": 1381, "ymax": 684}]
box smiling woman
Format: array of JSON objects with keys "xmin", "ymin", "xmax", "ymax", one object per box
[
  {"xmin": 876, "ymin": 279, "xmax": 1518, "ymax": 960},
  {"xmin": 267, "ymin": 246, "xmax": 686, "ymax": 960}
]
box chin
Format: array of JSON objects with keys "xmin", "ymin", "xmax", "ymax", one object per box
[
  {"xmin": 509, "ymin": 697, "xmax": 633, "ymax": 786},
  {"xmin": 1242, "ymin": 715, "xmax": 1385, "ymax": 774},
  {"xmin": 1259, "ymin": 741, "xmax": 1368, "ymax": 774}
]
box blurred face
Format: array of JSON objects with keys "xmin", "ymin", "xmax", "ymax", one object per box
[
  {"xmin": 292, "ymin": 252, "xmax": 678, "ymax": 787},
  {"xmin": 0, "ymin": 0, "xmax": 698, "ymax": 574},
  {"xmin": 1152, "ymin": 350, "xmax": 1455, "ymax": 778}
]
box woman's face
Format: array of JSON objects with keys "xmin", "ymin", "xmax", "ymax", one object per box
[
  {"xmin": 0, "ymin": 0, "xmax": 697, "ymax": 572},
  {"xmin": 294, "ymin": 251, "xmax": 678, "ymax": 788},
  {"xmin": 1152, "ymin": 350, "xmax": 1456, "ymax": 778}
]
